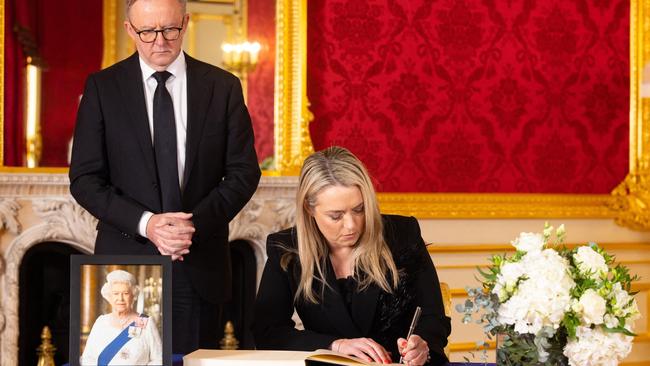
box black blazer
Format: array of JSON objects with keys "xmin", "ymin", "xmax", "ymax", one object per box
[
  {"xmin": 253, "ymin": 215, "xmax": 451, "ymax": 365},
  {"xmin": 69, "ymin": 52, "xmax": 261, "ymax": 303}
]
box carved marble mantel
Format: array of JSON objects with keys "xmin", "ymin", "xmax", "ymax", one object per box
[{"xmin": 0, "ymin": 173, "xmax": 298, "ymax": 366}]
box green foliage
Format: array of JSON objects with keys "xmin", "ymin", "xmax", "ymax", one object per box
[
  {"xmin": 562, "ymin": 313, "xmax": 581, "ymax": 339},
  {"xmin": 495, "ymin": 330, "xmax": 569, "ymax": 366},
  {"xmin": 602, "ymin": 326, "xmax": 636, "ymax": 337},
  {"xmin": 609, "ymin": 265, "xmax": 639, "ymax": 292}
]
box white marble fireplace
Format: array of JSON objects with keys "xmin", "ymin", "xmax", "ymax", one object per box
[{"xmin": 0, "ymin": 173, "xmax": 298, "ymax": 365}]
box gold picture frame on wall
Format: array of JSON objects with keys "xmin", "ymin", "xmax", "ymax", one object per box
[{"xmin": 0, "ymin": 0, "xmax": 649, "ymax": 229}]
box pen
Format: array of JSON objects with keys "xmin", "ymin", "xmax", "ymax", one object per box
[{"xmin": 399, "ymin": 306, "xmax": 422, "ymax": 364}]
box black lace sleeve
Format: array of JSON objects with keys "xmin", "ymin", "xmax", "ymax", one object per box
[{"xmin": 372, "ymin": 215, "xmax": 451, "ymax": 365}]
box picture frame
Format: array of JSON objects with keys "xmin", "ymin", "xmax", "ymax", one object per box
[{"xmin": 69, "ymin": 255, "xmax": 172, "ymax": 366}]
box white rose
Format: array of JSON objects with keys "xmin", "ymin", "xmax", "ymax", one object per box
[
  {"xmin": 570, "ymin": 299, "xmax": 583, "ymax": 314},
  {"xmin": 609, "ymin": 282, "xmax": 638, "ymax": 318},
  {"xmin": 497, "ymin": 249, "xmax": 574, "ymax": 335},
  {"xmin": 578, "ymin": 289, "xmax": 606, "ymax": 325},
  {"xmin": 493, "ymin": 284, "xmax": 508, "ymax": 302},
  {"xmin": 604, "ymin": 314, "xmax": 619, "ymax": 328},
  {"xmin": 493, "ymin": 262, "xmax": 526, "ymax": 302},
  {"xmin": 573, "ymin": 246, "xmax": 607, "ymax": 280},
  {"xmin": 500, "ymin": 262, "xmax": 525, "ymax": 289},
  {"xmin": 511, "ymin": 232, "xmax": 544, "ymax": 253},
  {"xmin": 564, "ymin": 326, "xmax": 633, "ymax": 366}
]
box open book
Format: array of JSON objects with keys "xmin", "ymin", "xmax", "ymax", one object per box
[
  {"xmin": 183, "ymin": 349, "xmax": 403, "ymax": 366},
  {"xmin": 305, "ymin": 349, "xmax": 402, "ymax": 365}
]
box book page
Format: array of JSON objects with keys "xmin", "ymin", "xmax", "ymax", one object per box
[
  {"xmin": 184, "ymin": 349, "xmax": 310, "ymax": 366},
  {"xmin": 306, "ymin": 349, "xmax": 402, "ymax": 366},
  {"xmin": 183, "ymin": 349, "xmax": 403, "ymax": 366}
]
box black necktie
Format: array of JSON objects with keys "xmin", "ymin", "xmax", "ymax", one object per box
[{"xmin": 153, "ymin": 71, "xmax": 182, "ymax": 212}]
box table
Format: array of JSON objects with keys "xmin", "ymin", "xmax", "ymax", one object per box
[
  {"xmin": 182, "ymin": 350, "xmax": 494, "ymax": 366},
  {"xmin": 65, "ymin": 352, "xmax": 493, "ymax": 365}
]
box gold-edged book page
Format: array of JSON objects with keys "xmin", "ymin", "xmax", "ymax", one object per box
[
  {"xmin": 183, "ymin": 349, "xmax": 401, "ymax": 366},
  {"xmin": 184, "ymin": 350, "xmax": 307, "ymax": 366},
  {"xmin": 306, "ymin": 349, "xmax": 401, "ymax": 366}
]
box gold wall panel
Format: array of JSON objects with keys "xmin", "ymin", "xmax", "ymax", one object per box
[{"xmin": 272, "ymin": 0, "xmax": 313, "ymax": 176}]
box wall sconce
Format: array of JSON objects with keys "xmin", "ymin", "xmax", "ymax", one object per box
[{"xmin": 221, "ymin": 41, "xmax": 261, "ymax": 77}]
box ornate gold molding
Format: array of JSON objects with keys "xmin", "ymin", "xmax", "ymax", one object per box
[
  {"xmin": 610, "ymin": 172, "xmax": 650, "ymax": 230},
  {"xmin": 0, "ymin": 0, "xmax": 4, "ymax": 166},
  {"xmin": 101, "ymin": 0, "xmax": 117, "ymax": 69},
  {"xmin": 273, "ymin": 0, "xmax": 313, "ymax": 175},
  {"xmin": 378, "ymin": 193, "xmax": 616, "ymax": 219},
  {"xmin": 609, "ymin": 0, "xmax": 650, "ymax": 230},
  {"xmin": 427, "ymin": 242, "xmax": 650, "ymax": 253}
]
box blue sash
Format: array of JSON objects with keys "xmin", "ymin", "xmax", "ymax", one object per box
[{"xmin": 97, "ymin": 320, "xmax": 135, "ymax": 366}]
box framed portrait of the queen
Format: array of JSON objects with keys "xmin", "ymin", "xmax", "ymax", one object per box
[{"xmin": 69, "ymin": 255, "xmax": 172, "ymax": 366}]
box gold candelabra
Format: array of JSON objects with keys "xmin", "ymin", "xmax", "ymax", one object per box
[
  {"xmin": 36, "ymin": 326, "xmax": 56, "ymax": 366},
  {"xmin": 219, "ymin": 321, "xmax": 239, "ymax": 350},
  {"xmin": 221, "ymin": 41, "xmax": 261, "ymax": 77},
  {"xmin": 142, "ymin": 277, "xmax": 163, "ymax": 335}
]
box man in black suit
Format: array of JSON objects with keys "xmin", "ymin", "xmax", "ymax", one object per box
[{"xmin": 69, "ymin": 0, "xmax": 261, "ymax": 354}]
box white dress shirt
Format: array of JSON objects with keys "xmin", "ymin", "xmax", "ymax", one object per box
[{"xmin": 137, "ymin": 52, "xmax": 188, "ymax": 237}]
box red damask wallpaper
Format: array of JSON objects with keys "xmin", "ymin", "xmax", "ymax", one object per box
[
  {"xmin": 40, "ymin": 0, "xmax": 102, "ymax": 166},
  {"xmin": 307, "ymin": 0, "xmax": 629, "ymax": 193},
  {"xmin": 248, "ymin": 0, "xmax": 276, "ymax": 163}
]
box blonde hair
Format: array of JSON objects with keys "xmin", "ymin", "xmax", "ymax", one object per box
[{"xmin": 291, "ymin": 146, "xmax": 399, "ymax": 304}]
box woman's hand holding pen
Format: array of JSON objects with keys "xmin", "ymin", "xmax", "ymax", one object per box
[
  {"xmin": 331, "ymin": 337, "xmax": 393, "ymax": 364},
  {"xmin": 397, "ymin": 335, "xmax": 429, "ymax": 365}
]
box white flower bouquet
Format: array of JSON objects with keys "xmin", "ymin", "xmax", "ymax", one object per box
[{"xmin": 458, "ymin": 224, "xmax": 640, "ymax": 365}]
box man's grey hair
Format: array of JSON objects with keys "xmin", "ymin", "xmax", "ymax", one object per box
[
  {"xmin": 100, "ymin": 269, "xmax": 140, "ymax": 304},
  {"xmin": 126, "ymin": 0, "xmax": 187, "ymax": 17}
]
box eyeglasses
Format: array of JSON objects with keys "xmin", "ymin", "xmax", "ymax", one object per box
[{"xmin": 129, "ymin": 18, "xmax": 184, "ymax": 43}]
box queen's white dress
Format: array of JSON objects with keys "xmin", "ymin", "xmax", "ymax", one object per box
[{"xmin": 80, "ymin": 314, "xmax": 162, "ymax": 365}]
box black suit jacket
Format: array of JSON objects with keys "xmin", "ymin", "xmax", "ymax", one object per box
[
  {"xmin": 253, "ymin": 215, "xmax": 451, "ymax": 365},
  {"xmin": 69, "ymin": 52, "xmax": 261, "ymax": 303}
]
